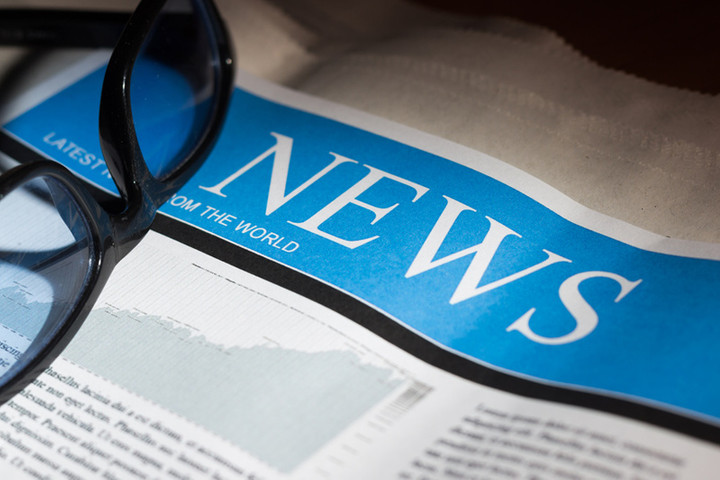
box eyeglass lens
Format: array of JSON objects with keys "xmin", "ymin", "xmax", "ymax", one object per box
[
  {"xmin": 131, "ymin": 0, "xmax": 219, "ymax": 180},
  {"xmin": 0, "ymin": 177, "xmax": 93, "ymax": 381}
]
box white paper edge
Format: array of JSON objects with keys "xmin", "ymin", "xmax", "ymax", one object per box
[{"xmin": 230, "ymin": 69, "xmax": 720, "ymax": 261}]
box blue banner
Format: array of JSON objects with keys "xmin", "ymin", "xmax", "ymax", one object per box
[{"xmin": 5, "ymin": 66, "xmax": 720, "ymax": 422}]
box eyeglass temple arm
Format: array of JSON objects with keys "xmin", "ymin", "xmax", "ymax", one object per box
[{"xmin": 0, "ymin": 10, "xmax": 131, "ymax": 48}]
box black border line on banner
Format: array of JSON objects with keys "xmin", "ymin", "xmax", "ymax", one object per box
[{"xmin": 152, "ymin": 213, "xmax": 720, "ymax": 446}]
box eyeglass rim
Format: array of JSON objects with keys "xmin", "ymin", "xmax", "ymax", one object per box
[
  {"xmin": 0, "ymin": 161, "xmax": 116, "ymax": 404},
  {"xmin": 99, "ymin": 0, "xmax": 235, "ymax": 253},
  {"xmin": 0, "ymin": 0, "xmax": 234, "ymax": 403}
]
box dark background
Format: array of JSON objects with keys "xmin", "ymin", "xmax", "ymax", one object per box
[{"xmin": 417, "ymin": 0, "xmax": 720, "ymax": 94}]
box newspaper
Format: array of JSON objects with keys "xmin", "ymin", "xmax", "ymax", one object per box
[{"xmin": 0, "ymin": 53, "xmax": 719, "ymax": 480}]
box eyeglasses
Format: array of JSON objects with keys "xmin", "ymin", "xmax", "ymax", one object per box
[{"xmin": 0, "ymin": 0, "xmax": 234, "ymax": 405}]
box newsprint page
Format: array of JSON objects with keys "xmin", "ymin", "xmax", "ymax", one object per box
[{"xmin": 1, "ymin": 54, "xmax": 719, "ymax": 480}]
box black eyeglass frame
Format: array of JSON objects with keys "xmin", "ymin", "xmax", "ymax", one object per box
[{"xmin": 0, "ymin": 0, "xmax": 234, "ymax": 404}]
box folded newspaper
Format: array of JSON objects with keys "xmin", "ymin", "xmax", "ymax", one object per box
[{"xmin": 0, "ymin": 6, "xmax": 719, "ymax": 479}]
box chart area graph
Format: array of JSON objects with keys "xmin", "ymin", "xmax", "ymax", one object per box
[
  {"xmin": 58, "ymin": 233, "xmax": 414, "ymax": 472},
  {"xmin": 0, "ymin": 266, "xmax": 54, "ymax": 375}
]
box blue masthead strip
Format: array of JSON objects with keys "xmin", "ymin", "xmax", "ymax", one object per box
[{"xmin": 5, "ymin": 66, "xmax": 720, "ymax": 421}]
